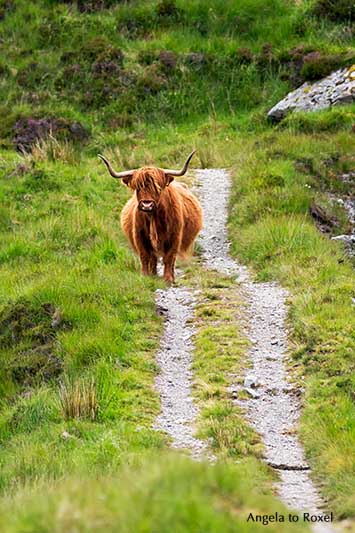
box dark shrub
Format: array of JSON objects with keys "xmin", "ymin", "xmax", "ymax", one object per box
[
  {"xmin": 63, "ymin": 63, "xmax": 82, "ymax": 78},
  {"xmin": 92, "ymin": 61, "xmax": 121, "ymax": 77},
  {"xmin": 107, "ymin": 114, "xmax": 134, "ymax": 129},
  {"xmin": 49, "ymin": 0, "xmax": 126, "ymax": 12},
  {"xmin": 313, "ymin": 0, "xmax": 355, "ymax": 22},
  {"xmin": 75, "ymin": 37, "xmax": 124, "ymax": 64},
  {"xmin": 156, "ymin": 0, "xmax": 184, "ymax": 21},
  {"xmin": 300, "ymin": 52, "xmax": 341, "ymax": 81},
  {"xmin": 309, "ymin": 203, "xmax": 338, "ymax": 234},
  {"xmin": 0, "ymin": 300, "xmax": 68, "ymax": 390},
  {"xmin": 158, "ymin": 50, "xmax": 177, "ymax": 72},
  {"xmin": 0, "ymin": 0, "xmax": 14, "ymax": 20},
  {"xmin": 17, "ymin": 62, "xmax": 52, "ymax": 90},
  {"xmin": 138, "ymin": 64, "xmax": 168, "ymax": 94},
  {"xmin": 78, "ymin": 69, "xmax": 137, "ymax": 109},
  {"xmin": 256, "ymin": 43, "xmax": 279, "ymax": 72},
  {"xmin": 278, "ymin": 45, "xmax": 342, "ymax": 87},
  {"xmin": 0, "ymin": 107, "xmax": 20, "ymax": 143},
  {"xmin": 13, "ymin": 117, "xmax": 89, "ymax": 152},
  {"xmin": 184, "ymin": 52, "xmax": 208, "ymax": 69},
  {"xmin": 138, "ymin": 49, "xmax": 159, "ymax": 65},
  {"xmin": 116, "ymin": 7, "xmax": 156, "ymax": 39},
  {"xmin": 235, "ymin": 47, "xmax": 254, "ymax": 65},
  {"xmin": 76, "ymin": 0, "xmax": 120, "ymax": 12},
  {"xmin": 137, "ymin": 49, "xmax": 178, "ymax": 72},
  {"xmin": 0, "ymin": 62, "xmax": 10, "ymax": 77}
]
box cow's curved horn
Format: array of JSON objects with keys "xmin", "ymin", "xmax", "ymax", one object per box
[
  {"xmin": 162, "ymin": 150, "xmax": 196, "ymax": 176},
  {"xmin": 98, "ymin": 154, "xmax": 135, "ymax": 179}
]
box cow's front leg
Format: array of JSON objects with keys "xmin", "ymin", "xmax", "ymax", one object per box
[
  {"xmin": 163, "ymin": 252, "xmax": 176, "ymax": 283},
  {"xmin": 139, "ymin": 252, "xmax": 152, "ymax": 276},
  {"xmin": 138, "ymin": 252, "xmax": 157, "ymax": 276},
  {"xmin": 148, "ymin": 255, "xmax": 157, "ymax": 276}
]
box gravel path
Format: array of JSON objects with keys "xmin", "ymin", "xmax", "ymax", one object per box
[
  {"xmin": 153, "ymin": 287, "xmax": 208, "ymax": 459},
  {"xmin": 195, "ymin": 168, "xmax": 333, "ymax": 532}
]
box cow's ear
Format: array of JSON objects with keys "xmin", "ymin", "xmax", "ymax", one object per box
[
  {"xmin": 165, "ymin": 173, "xmax": 174, "ymax": 186},
  {"xmin": 122, "ymin": 176, "xmax": 132, "ymax": 186}
]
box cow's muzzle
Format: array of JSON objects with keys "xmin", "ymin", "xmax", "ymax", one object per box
[{"xmin": 139, "ymin": 200, "xmax": 155, "ymax": 212}]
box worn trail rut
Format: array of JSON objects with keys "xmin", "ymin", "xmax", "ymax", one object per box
[
  {"xmin": 153, "ymin": 168, "xmax": 334, "ymax": 530},
  {"xmin": 153, "ymin": 287, "xmax": 207, "ymax": 458}
]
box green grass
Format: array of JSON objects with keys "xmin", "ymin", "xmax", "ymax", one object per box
[
  {"xmin": 0, "ymin": 151, "xmax": 167, "ymax": 495},
  {"xmin": 0, "ymin": 455, "xmax": 308, "ymax": 533}
]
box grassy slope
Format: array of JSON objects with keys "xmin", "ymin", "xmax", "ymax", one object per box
[
  {"xmin": 228, "ymin": 128, "xmax": 355, "ymax": 518},
  {"xmin": 0, "ymin": 0, "xmax": 354, "ymax": 528}
]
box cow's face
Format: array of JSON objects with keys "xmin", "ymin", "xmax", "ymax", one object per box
[
  {"xmin": 135, "ymin": 186, "xmax": 160, "ymax": 212},
  {"xmin": 130, "ymin": 168, "xmax": 171, "ymax": 213}
]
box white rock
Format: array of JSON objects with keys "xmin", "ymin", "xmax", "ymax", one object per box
[{"xmin": 268, "ymin": 65, "xmax": 355, "ymax": 122}]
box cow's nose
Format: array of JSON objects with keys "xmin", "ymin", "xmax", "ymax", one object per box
[{"xmin": 139, "ymin": 200, "xmax": 155, "ymax": 211}]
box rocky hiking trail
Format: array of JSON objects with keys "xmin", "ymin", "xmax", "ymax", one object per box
[{"xmin": 153, "ymin": 169, "xmax": 335, "ymax": 532}]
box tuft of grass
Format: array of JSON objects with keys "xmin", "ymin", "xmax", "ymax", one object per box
[
  {"xmin": 29, "ymin": 135, "xmax": 79, "ymax": 164},
  {"xmin": 59, "ymin": 377, "xmax": 98, "ymax": 421}
]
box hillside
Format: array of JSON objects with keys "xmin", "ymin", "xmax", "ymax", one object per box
[{"xmin": 0, "ymin": 0, "xmax": 355, "ymax": 530}]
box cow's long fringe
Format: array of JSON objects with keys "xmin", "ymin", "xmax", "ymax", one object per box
[{"xmin": 130, "ymin": 167, "xmax": 165, "ymax": 194}]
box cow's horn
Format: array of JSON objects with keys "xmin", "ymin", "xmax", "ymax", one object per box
[
  {"xmin": 98, "ymin": 154, "xmax": 135, "ymax": 179},
  {"xmin": 162, "ymin": 150, "xmax": 196, "ymax": 176}
]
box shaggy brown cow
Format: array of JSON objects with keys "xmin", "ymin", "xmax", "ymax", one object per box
[{"xmin": 98, "ymin": 151, "xmax": 202, "ymax": 283}]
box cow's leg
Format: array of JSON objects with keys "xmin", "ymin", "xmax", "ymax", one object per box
[
  {"xmin": 163, "ymin": 252, "xmax": 177, "ymax": 283},
  {"xmin": 138, "ymin": 252, "xmax": 157, "ymax": 276},
  {"xmin": 135, "ymin": 230, "xmax": 156, "ymax": 276},
  {"xmin": 139, "ymin": 252, "xmax": 151, "ymax": 276},
  {"xmin": 148, "ymin": 255, "xmax": 157, "ymax": 276}
]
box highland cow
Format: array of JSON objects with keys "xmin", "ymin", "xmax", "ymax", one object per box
[{"xmin": 99, "ymin": 151, "xmax": 202, "ymax": 283}]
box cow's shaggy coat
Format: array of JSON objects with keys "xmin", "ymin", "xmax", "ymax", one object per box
[{"xmin": 99, "ymin": 155, "xmax": 202, "ymax": 283}]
